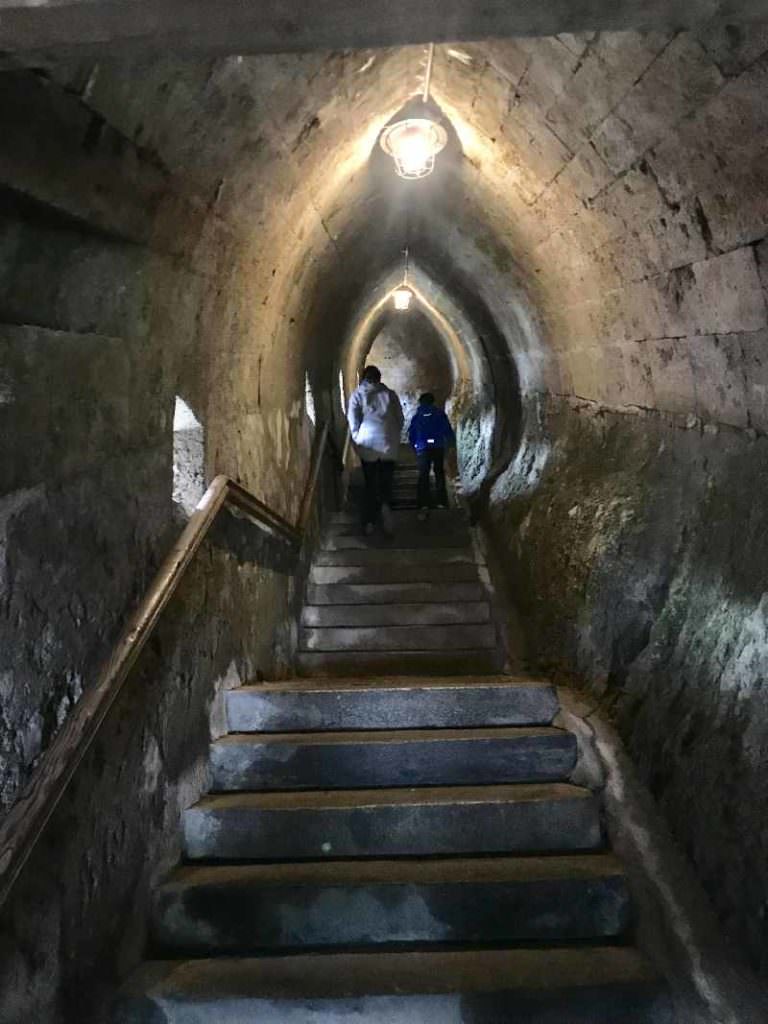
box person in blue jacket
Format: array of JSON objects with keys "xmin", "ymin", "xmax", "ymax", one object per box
[{"xmin": 408, "ymin": 393, "xmax": 455, "ymax": 520}]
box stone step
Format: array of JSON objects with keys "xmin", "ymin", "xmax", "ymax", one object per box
[
  {"xmin": 297, "ymin": 648, "xmax": 504, "ymax": 676},
  {"xmin": 227, "ymin": 677, "xmax": 559, "ymax": 732},
  {"xmin": 306, "ymin": 581, "xmax": 487, "ymax": 605},
  {"xmin": 323, "ymin": 531, "xmax": 471, "ymax": 550},
  {"xmin": 152, "ymin": 853, "xmax": 630, "ymax": 953},
  {"xmin": 311, "ymin": 564, "xmax": 481, "ymax": 585},
  {"xmin": 300, "ymin": 623, "xmax": 496, "ymax": 653},
  {"xmin": 301, "ymin": 602, "xmax": 491, "ymax": 628},
  {"xmin": 209, "ymin": 726, "xmax": 576, "ymax": 791},
  {"xmin": 332, "ymin": 509, "xmax": 466, "ymax": 528},
  {"xmin": 314, "ymin": 548, "xmax": 477, "ymax": 567},
  {"xmin": 183, "ymin": 783, "xmax": 600, "ymax": 860},
  {"xmin": 114, "ymin": 947, "xmax": 671, "ymax": 1024}
]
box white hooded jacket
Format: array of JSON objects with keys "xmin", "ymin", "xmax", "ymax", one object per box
[{"xmin": 347, "ymin": 379, "xmax": 404, "ymax": 462}]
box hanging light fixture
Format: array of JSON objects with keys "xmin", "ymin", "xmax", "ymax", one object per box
[
  {"xmin": 393, "ymin": 247, "xmax": 413, "ymax": 311},
  {"xmin": 380, "ymin": 44, "xmax": 447, "ymax": 180}
]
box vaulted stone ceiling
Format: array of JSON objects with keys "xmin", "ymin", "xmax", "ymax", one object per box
[{"xmin": 13, "ymin": 19, "xmax": 766, "ymax": 487}]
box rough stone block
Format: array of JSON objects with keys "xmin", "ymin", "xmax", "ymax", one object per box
[
  {"xmin": 617, "ymin": 342, "xmax": 655, "ymax": 408},
  {"xmin": 513, "ymin": 36, "xmax": 580, "ymax": 112},
  {"xmin": 686, "ymin": 248, "xmax": 767, "ymax": 335},
  {"xmin": 557, "ymin": 144, "xmax": 615, "ymax": 202},
  {"xmin": 689, "ymin": 334, "xmax": 748, "ymax": 426},
  {"xmin": 0, "ymin": 324, "xmax": 163, "ymax": 491},
  {"xmin": 0, "ymin": 71, "xmax": 164, "ymax": 242},
  {"xmin": 648, "ymin": 62, "xmax": 768, "ymax": 249},
  {"xmin": 545, "ymin": 34, "xmax": 667, "ymax": 152},
  {"xmin": 695, "ymin": 18, "xmax": 768, "ymax": 78},
  {"xmin": 593, "ymin": 35, "xmax": 724, "ymax": 174},
  {"xmin": 740, "ymin": 329, "xmax": 768, "ymax": 431},
  {"xmin": 647, "ymin": 338, "xmax": 696, "ymax": 414}
]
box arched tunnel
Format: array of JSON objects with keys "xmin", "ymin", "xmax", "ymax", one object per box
[{"xmin": 2, "ymin": 4, "xmax": 768, "ymax": 1020}]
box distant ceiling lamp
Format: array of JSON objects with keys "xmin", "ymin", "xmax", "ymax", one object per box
[
  {"xmin": 379, "ymin": 44, "xmax": 447, "ymax": 180},
  {"xmin": 393, "ymin": 247, "xmax": 413, "ymax": 311}
]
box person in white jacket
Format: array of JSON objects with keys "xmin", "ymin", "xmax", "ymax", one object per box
[{"xmin": 347, "ymin": 365, "xmax": 404, "ymax": 534}]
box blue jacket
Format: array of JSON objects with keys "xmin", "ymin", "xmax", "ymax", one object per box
[{"xmin": 408, "ymin": 406, "xmax": 455, "ymax": 453}]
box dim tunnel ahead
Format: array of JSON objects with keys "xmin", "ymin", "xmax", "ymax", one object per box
[{"xmin": 2, "ymin": 6, "xmax": 768, "ymax": 1023}]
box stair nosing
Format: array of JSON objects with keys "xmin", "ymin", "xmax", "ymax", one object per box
[
  {"xmin": 159, "ymin": 851, "xmax": 626, "ymax": 889},
  {"xmin": 230, "ymin": 677, "xmax": 554, "ymax": 693},
  {"xmin": 188, "ymin": 781, "xmax": 595, "ymax": 812},
  {"xmin": 213, "ymin": 726, "xmax": 571, "ymax": 746}
]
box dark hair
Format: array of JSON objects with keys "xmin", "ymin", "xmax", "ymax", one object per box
[
  {"xmin": 361, "ymin": 365, "xmax": 381, "ymax": 383},
  {"xmin": 419, "ymin": 392, "xmax": 435, "ymax": 405}
]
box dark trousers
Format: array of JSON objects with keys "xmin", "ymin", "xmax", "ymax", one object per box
[
  {"xmin": 417, "ymin": 448, "xmax": 448, "ymax": 508},
  {"xmin": 361, "ymin": 459, "xmax": 395, "ymax": 525}
]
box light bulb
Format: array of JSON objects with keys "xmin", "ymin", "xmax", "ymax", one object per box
[
  {"xmin": 393, "ymin": 287, "xmax": 412, "ymax": 311},
  {"xmin": 394, "ymin": 125, "xmax": 432, "ymax": 176},
  {"xmin": 380, "ymin": 118, "xmax": 448, "ymax": 180}
]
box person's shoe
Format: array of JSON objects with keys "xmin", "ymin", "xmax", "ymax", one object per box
[
  {"xmin": 436, "ymin": 503, "xmax": 448, "ymax": 510},
  {"xmin": 417, "ymin": 508, "xmax": 429, "ymax": 522},
  {"xmin": 380, "ymin": 503, "xmax": 394, "ymax": 536},
  {"xmin": 364, "ymin": 522, "xmax": 375, "ymax": 536}
]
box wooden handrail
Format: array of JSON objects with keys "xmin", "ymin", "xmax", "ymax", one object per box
[
  {"xmin": 0, "ymin": 424, "xmax": 334, "ymax": 912},
  {"xmin": 297, "ymin": 421, "xmax": 330, "ymax": 532}
]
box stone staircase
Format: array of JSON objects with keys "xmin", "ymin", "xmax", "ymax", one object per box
[
  {"xmin": 114, "ymin": 478, "xmax": 673, "ymax": 1021},
  {"xmin": 299, "ymin": 493, "xmax": 503, "ymax": 676}
]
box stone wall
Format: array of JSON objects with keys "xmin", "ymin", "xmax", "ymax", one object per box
[
  {"xmin": 484, "ymin": 397, "xmax": 768, "ymax": 977},
  {"xmin": 0, "ymin": 57, "xmax": 335, "ymax": 1021},
  {"xmin": 0, "ymin": 525, "xmax": 307, "ymax": 1023},
  {"xmin": 366, "ymin": 310, "xmax": 455, "ymax": 437}
]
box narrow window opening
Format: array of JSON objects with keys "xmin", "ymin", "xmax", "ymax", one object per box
[
  {"xmin": 172, "ymin": 396, "xmax": 205, "ymax": 516},
  {"xmin": 338, "ymin": 369, "xmax": 346, "ymax": 413},
  {"xmin": 305, "ymin": 371, "xmax": 316, "ymax": 426}
]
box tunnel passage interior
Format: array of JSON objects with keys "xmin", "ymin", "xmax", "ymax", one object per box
[
  {"xmin": 362, "ymin": 309, "xmax": 455, "ymax": 433},
  {"xmin": 4, "ymin": 14, "xmax": 768, "ymax": 1019}
]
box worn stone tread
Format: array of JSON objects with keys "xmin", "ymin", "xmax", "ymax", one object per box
[
  {"xmin": 151, "ymin": 854, "xmax": 630, "ymax": 952},
  {"xmin": 332, "ymin": 509, "xmax": 467, "ymax": 527},
  {"xmin": 114, "ymin": 947, "xmax": 671, "ymax": 1023},
  {"xmin": 163, "ymin": 851, "xmax": 626, "ymax": 887},
  {"xmin": 297, "ymin": 649, "xmax": 504, "ymax": 676},
  {"xmin": 209, "ymin": 726, "xmax": 576, "ymax": 791},
  {"xmin": 227, "ymin": 676, "xmax": 558, "ymax": 731},
  {"xmin": 183, "ymin": 783, "xmax": 602, "ymax": 859},
  {"xmin": 323, "ymin": 532, "xmax": 471, "ymax": 550},
  {"xmin": 306, "ymin": 581, "xmax": 487, "ymax": 605},
  {"xmin": 191, "ymin": 781, "xmax": 589, "ymax": 810},
  {"xmin": 310, "ymin": 563, "xmax": 481, "ymax": 585},
  {"xmin": 314, "ymin": 548, "xmax": 478, "ymax": 566},
  {"xmin": 299, "ymin": 623, "xmax": 497, "ymax": 652},
  {"xmin": 300, "ymin": 602, "xmax": 491, "ymax": 628}
]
